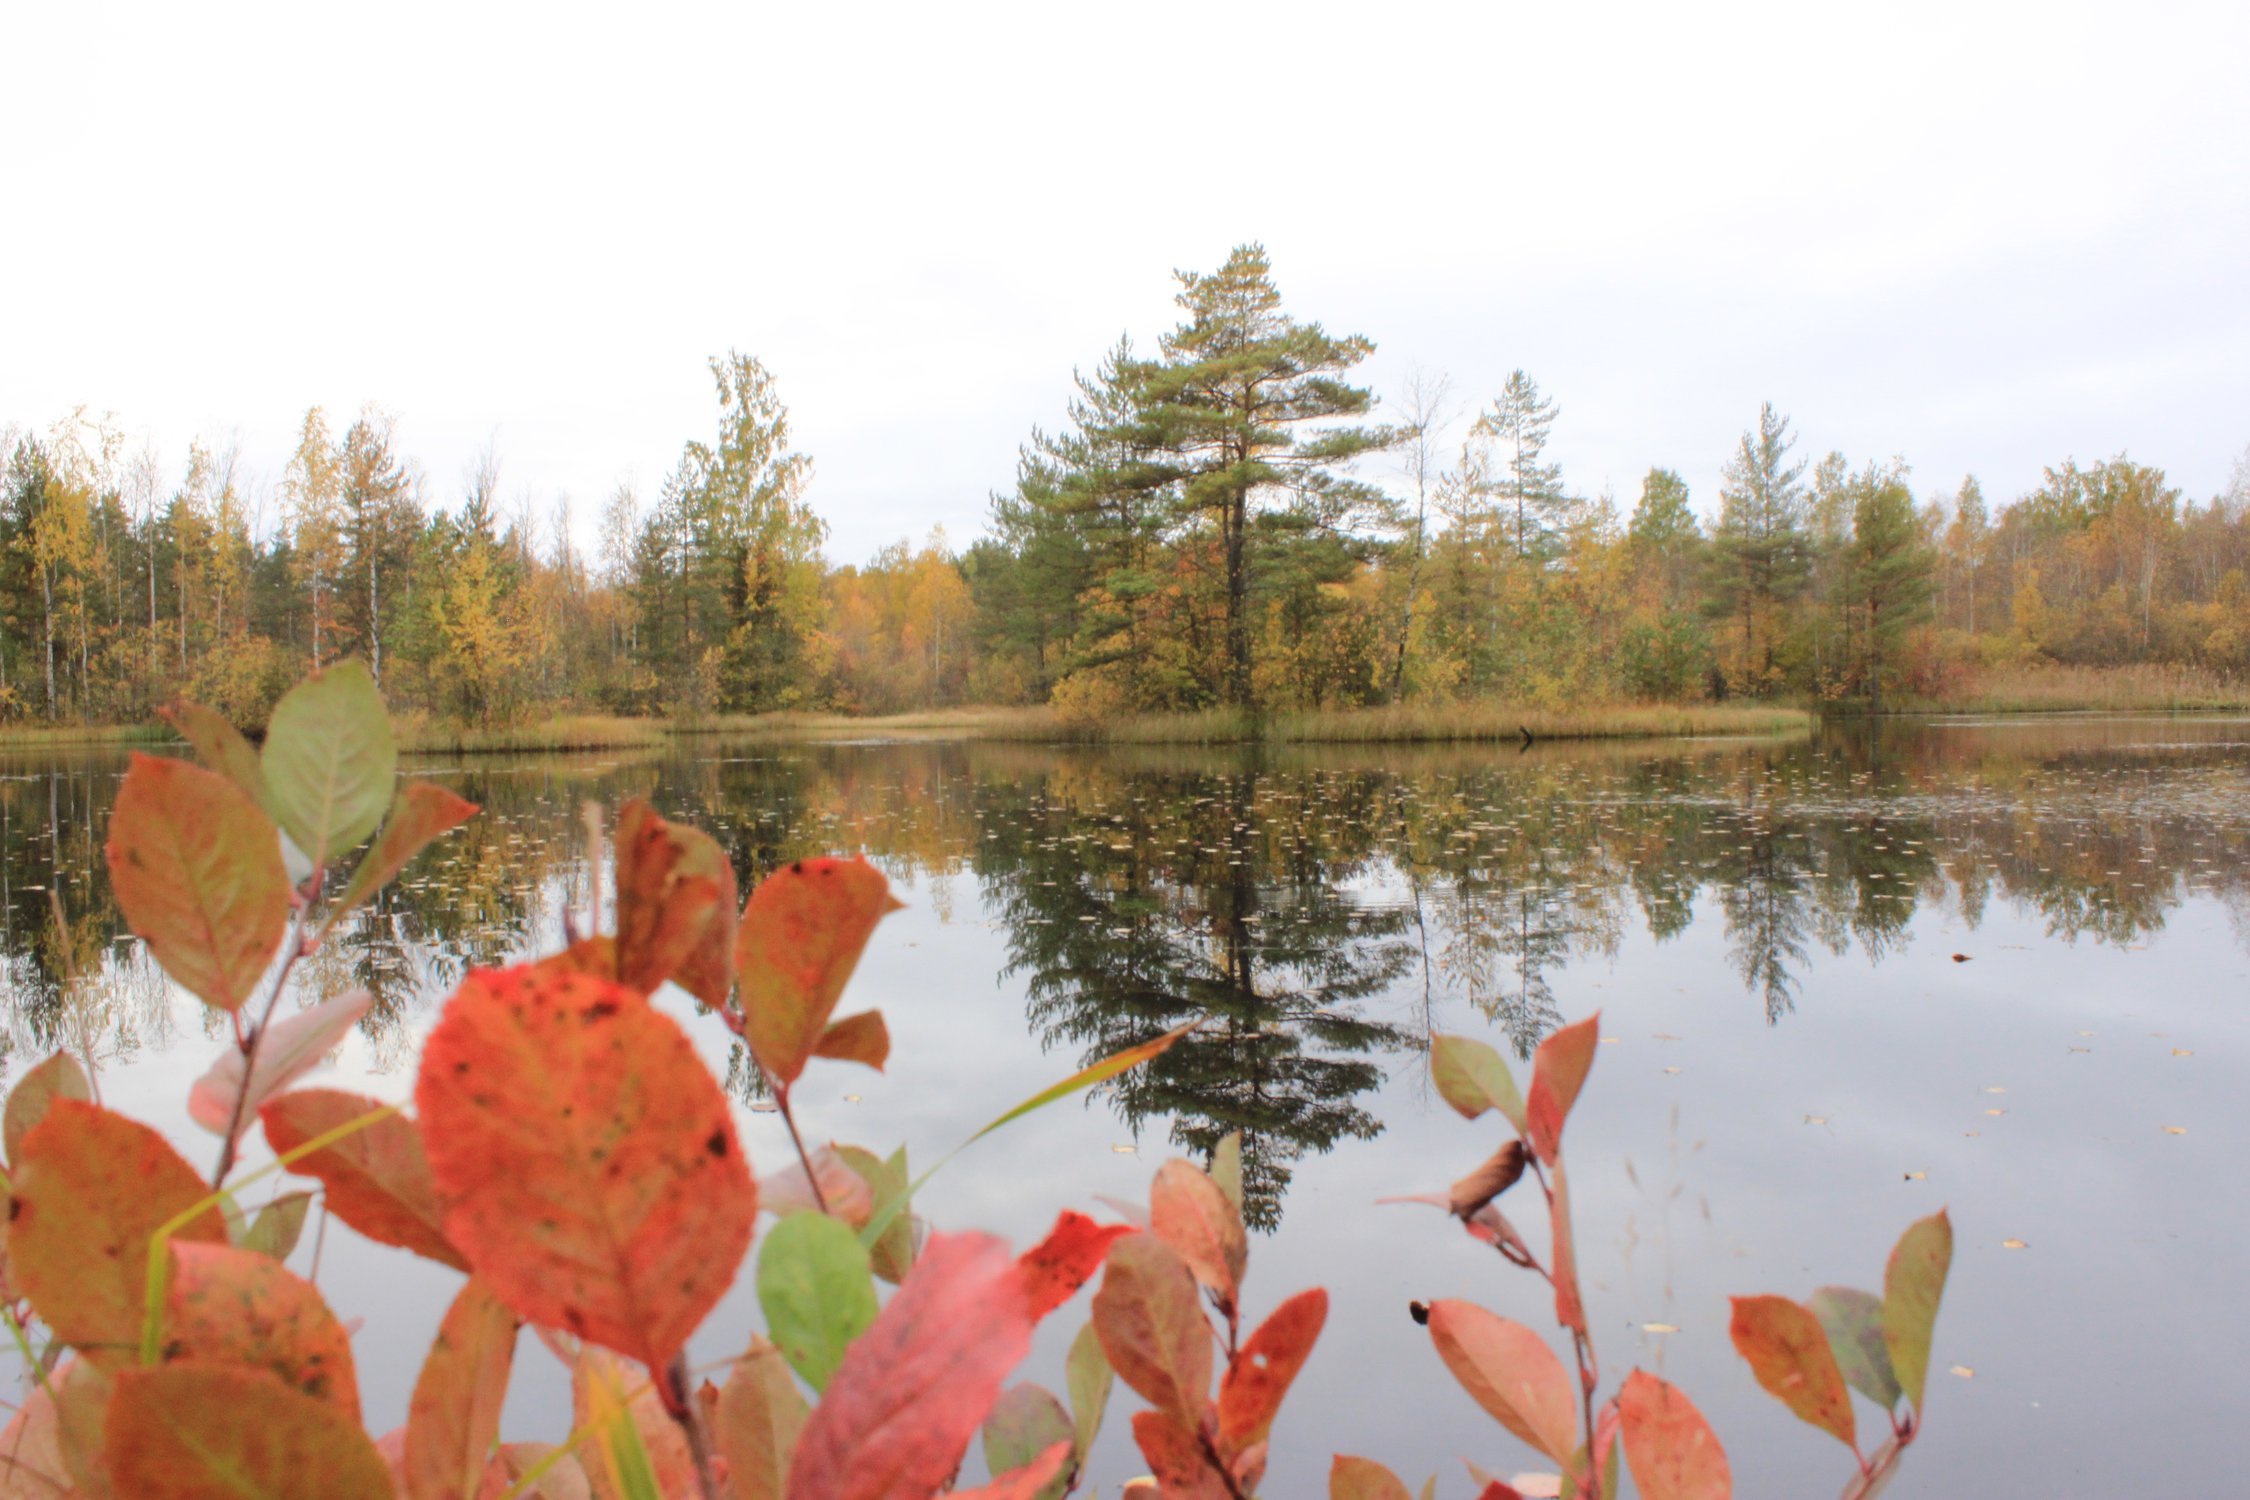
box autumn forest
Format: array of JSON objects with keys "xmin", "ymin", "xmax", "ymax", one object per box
[{"xmin": 5, "ymin": 245, "xmax": 2246, "ymax": 731}]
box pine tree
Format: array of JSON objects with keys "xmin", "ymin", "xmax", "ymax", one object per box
[
  {"xmin": 1104, "ymin": 245, "xmax": 1391, "ymax": 708},
  {"xmin": 1847, "ymin": 463, "xmax": 1937, "ymax": 714},
  {"xmin": 1471, "ymin": 370, "xmax": 1565, "ymax": 560}
]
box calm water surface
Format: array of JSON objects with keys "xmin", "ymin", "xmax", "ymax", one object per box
[{"xmin": 5, "ymin": 716, "xmax": 2246, "ymax": 1496}]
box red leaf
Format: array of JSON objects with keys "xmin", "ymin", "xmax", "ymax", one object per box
[
  {"xmin": 260, "ymin": 1088, "xmax": 466, "ymax": 1270},
  {"xmin": 162, "ymin": 1242, "xmax": 361, "ymax": 1417},
  {"xmin": 405, "ymin": 1278, "xmax": 519, "ymax": 1500},
  {"xmin": 416, "ymin": 964, "xmax": 757, "ymax": 1373},
  {"xmin": 813, "ymin": 1010, "xmax": 891, "ymax": 1071},
  {"xmin": 8, "ymin": 1100, "xmax": 228, "ymax": 1371},
  {"xmin": 1150, "ymin": 1158, "xmax": 1247, "ymax": 1307},
  {"xmin": 614, "ymin": 798, "xmax": 737, "ymax": 1009},
  {"xmin": 1524, "ymin": 1013, "xmax": 1601, "ymax": 1164},
  {"xmin": 1548, "ymin": 1157, "xmax": 1585, "ymax": 1334},
  {"xmin": 1729, "ymin": 1295, "xmax": 1857, "ymax": 1450},
  {"xmin": 737, "ymin": 856, "xmax": 901, "ymax": 1087},
  {"xmin": 1018, "ymin": 1210, "xmax": 1133, "ymax": 1321},
  {"xmin": 1091, "ymin": 1233, "xmax": 1214, "ymax": 1433},
  {"xmin": 105, "ymin": 1362, "xmax": 394, "ymax": 1499},
  {"xmin": 1618, "ymin": 1369, "xmax": 1732, "ymax": 1500},
  {"xmin": 953, "ymin": 1440, "xmax": 1073, "ymax": 1500},
  {"xmin": 325, "ymin": 782, "xmax": 479, "ymax": 936},
  {"xmin": 1129, "ymin": 1411, "xmax": 1231, "ymax": 1500},
  {"xmin": 785, "ymin": 1230, "xmax": 1037, "ymax": 1500},
  {"xmin": 188, "ymin": 989, "xmax": 372, "ymax": 1136},
  {"xmin": 1217, "ymin": 1287, "xmax": 1328, "ymax": 1449},
  {"xmin": 1330, "ymin": 1455, "xmax": 1414, "ymax": 1500},
  {"xmin": 105, "ymin": 753, "xmax": 289, "ymax": 1014},
  {"xmin": 573, "ymin": 1346, "xmax": 698, "ymax": 1500},
  {"xmin": 1425, "ymin": 1300, "xmax": 1580, "ymax": 1466}
]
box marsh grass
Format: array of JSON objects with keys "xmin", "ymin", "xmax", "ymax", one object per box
[{"xmin": 1897, "ymin": 664, "xmax": 2250, "ymax": 715}]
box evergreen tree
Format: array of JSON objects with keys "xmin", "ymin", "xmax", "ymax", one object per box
[
  {"xmin": 1847, "ymin": 462, "xmax": 1937, "ymax": 714},
  {"xmin": 1471, "ymin": 369, "xmax": 1566, "ymax": 560},
  {"xmin": 1103, "ymin": 245, "xmax": 1391, "ymax": 708},
  {"xmin": 1707, "ymin": 402, "xmax": 1810, "ymax": 691}
]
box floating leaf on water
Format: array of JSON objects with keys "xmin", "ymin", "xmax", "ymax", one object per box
[
  {"xmin": 1983, "ymin": 1086, "xmax": 2006, "ymax": 1094},
  {"xmin": 2162, "ymin": 1126, "xmax": 2187, "ymax": 1135},
  {"xmin": 2172, "ymin": 1049, "xmax": 2193, "ymax": 1057},
  {"xmin": 1950, "ymin": 1365, "xmax": 1975, "ymax": 1378},
  {"xmin": 1641, "ymin": 1322, "xmax": 1678, "ymax": 1334},
  {"xmin": 2001, "ymin": 1238, "xmax": 2027, "ymax": 1249},
  {"xmin": 1904, "ymin": 1171, "xmax": 1926, "ymax": 1180}
]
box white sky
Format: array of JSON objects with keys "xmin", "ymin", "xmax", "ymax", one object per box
[{"xmin": 5, "ymin": 1, "xmax": 2247, "ymax": 564}]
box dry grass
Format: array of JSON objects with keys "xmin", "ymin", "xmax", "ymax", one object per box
[
  {"xmin": 1903, "ymin": 664, "xmax": 2250, "ymax": 715},
  {"xmin": 393, "ymin": 714, "xmax": 668, "ymax": 754},
  {"xmin": 0, "ymin": 722, "xmax": 176, "ymax": 750}
]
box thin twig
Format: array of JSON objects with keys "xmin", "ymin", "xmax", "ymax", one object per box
[
  {"xmin": 773, "ymin": 1081, "xmax": 832, "ymax": 1215},
  {"xmin": 663, "ymin": 1354, "xmax": 727, "ymax": 1500},
  {"xmin": 211, "ymin": 894, "xmax": 314, "ymax": 1188}
]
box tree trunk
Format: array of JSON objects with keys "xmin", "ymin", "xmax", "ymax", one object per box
[
  {"xmin": 40, "ymin": 565, "xmax": 55, "ymax": 720},
  {"xmin": 1224, "ymin": 491, "xmax": 1251, "ymax": 708}
]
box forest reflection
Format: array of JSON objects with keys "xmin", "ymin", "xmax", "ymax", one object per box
[{"xmin": 3, "ymin": 717, "xmax": 2245, "ymax": 1227}]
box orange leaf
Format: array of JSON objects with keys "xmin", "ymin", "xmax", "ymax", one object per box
[
  {"xmin": 1728, "ymin": 1295, "xmax": 1857, "ymax": 1450},
  {"xmin": 0, "ymin": 1369, "xmax": 71, "ymax": 1494},
  {"xmin": 1150, "ymin": 1158, "xmax": 1247, "ymax": 1307},
  {"xmin": 162, "ymin": 698, "xmax": 274, "ymax": 813},
  {"xmin": 1128, "ymin": 1410, "xmax": 1231, "ymax": 1500},
  {"xmin": 1330, "ymin": 1454, "xmax": 1414, "ymax": 1500},
  {"xmin": 1091, "ymin": 1232, "xmax": 1213, "ymax": 1433},
  {"xmin": 416, "ymin": 964, "xmax": 756, "ymax": 1372},
  {"xmin": 405, "ymin": 1278, "xmax": 519, "ymax": 1500},
  {"xmin": 324, "ymin": 782, "xmax": 480, "ymax": 936},
  {"xmin": 711, "ymin": 1340, "xmax": 808, "ymax": 1500},
  {"xmin": 785, "ymin": 1230, "xmax": 1038, "ymax": 1500},
  {"xmin": 162, "ymin": 1242, "xmax": 360, "ymax": 1417},
  {"xmin": 614, "ymin": 798, "xmax": 737, "ymax": 1009},
  {"xmin": 1618, "ymin": 1369, "xmax": 1731, "ymax": 1500},
  {"xmin": 1017, "ymin": 1210, "xmax": 1134, "ymax": 1321},
  {"xmin": 8, "ymin": 1100, "xmax": 228, "ymax": 1371},
  {"xmin": 260, "ymin": 1088, "xmax": 466, "ymax": 1270},
  {"xmin": 104, "ymin": 753, "xmax": 289, "ymax": 1014},
  {"xmin": 105, "ymin": 1362, "xmax": 394, "ymax": 1499},
  {"xmin": 1217, "ymin": 1287, "xmax": 1328, "ymax": 1449},
  {"xmin": 955, "ymin": 1440, "xmax": 1073, "ymax": 1500},
  {"xmin": 737, "ymin": 856, "xmax": 901, "ymax": 1087},
  {"xmin": 813, "ymin": 1010, "xmax": 891, "ymax": 1071},
  {"xmin": 1525, "ymin": 1013, "xmax": 1601, "ymax": 1164},
  {"xmin": 1425, "ymin": 1300, "xmax": 1580, "ymax": 1466}
]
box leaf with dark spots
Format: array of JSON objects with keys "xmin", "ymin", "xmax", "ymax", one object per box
[
  {"xmin": 737, "ymin": 856, "xmax": 902, "ymax": 1087},
  {"xmin": 105, "ymin": 1363, "xmax": 395, "ymax": 1500},
  {"xmin": 8, "ymin": 1100, "xmax": 228, "ymax": 1372},
  {"xmin": 161, "ymin": 1242, "xmax": 361, "ymax": 1417},
  {"xmin": 417, "ymin": 963, "xmax": 756, "ymax": 1373}
]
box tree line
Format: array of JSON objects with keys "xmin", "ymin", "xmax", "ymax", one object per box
[{"xmin": 6, "ymin": 242, "xmax": 2246, "ymax": 726}]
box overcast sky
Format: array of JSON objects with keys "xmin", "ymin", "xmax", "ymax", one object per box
[{"xmin": 6, "ymin": 1, "xmax": 2246, "ymax": 563}]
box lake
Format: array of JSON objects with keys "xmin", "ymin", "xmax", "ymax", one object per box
[{"xmin": 5, "ymin": 715, "xmax": 2246, "ymax": 1495}]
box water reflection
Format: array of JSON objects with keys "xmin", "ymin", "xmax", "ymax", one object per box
[{"xmin": 3, "ymin": 716, "xmax": 2246, "ymax": 1226}]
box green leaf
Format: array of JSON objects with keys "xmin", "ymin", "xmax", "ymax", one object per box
[
  {"xmin": 1065, "ymin": 1319, "xmax": 1111, "ymax": 1467},
  {"xmin": 1810, "ymin": 1284, "xmax": 1902, "ymax": 1410},
  {"xmin": 321, "ymin": 782, "xmax": 478, "ymax": 938},
  {"xmin": 261, "ymin": 659, "xmax": 396, "ymax": 868},
  {"xmin": 837, "ymin": 1144, "xmax": 914, "ymax": 1285},
  {"xmin": 241, "ymin": 1192, "xmax": 313, "ymax": 1261},
  {"xmin": 104, "ymin": 753, "xmax": 291, "ymax": 1014},
  {"xmin": 1882, "ymin": 1208, "xmax": 1953, "ymax": 1416},
  {"xmin": 3, "ymin": 1052, "xmax": 90, "ymax": 1165},
  {"xmin": 965, "ymin": 1019, "xmax": 1199, "ymax": 1149},
  {"xmin": 757, "ymin": 1210, "xmax": 878, "ymax": 1393},
  {"xmin": 982, "ymin": 1384, "xmax": 1075, "ymax": 1500},
  {"xmin": 1430, "ymin": 1034, "xmax": 1527, "ymax": 1133}
]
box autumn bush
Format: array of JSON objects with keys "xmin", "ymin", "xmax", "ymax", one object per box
[{"xmin": 0, "ymin": 660, "xmax": 1952, "ymax": 1500}]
